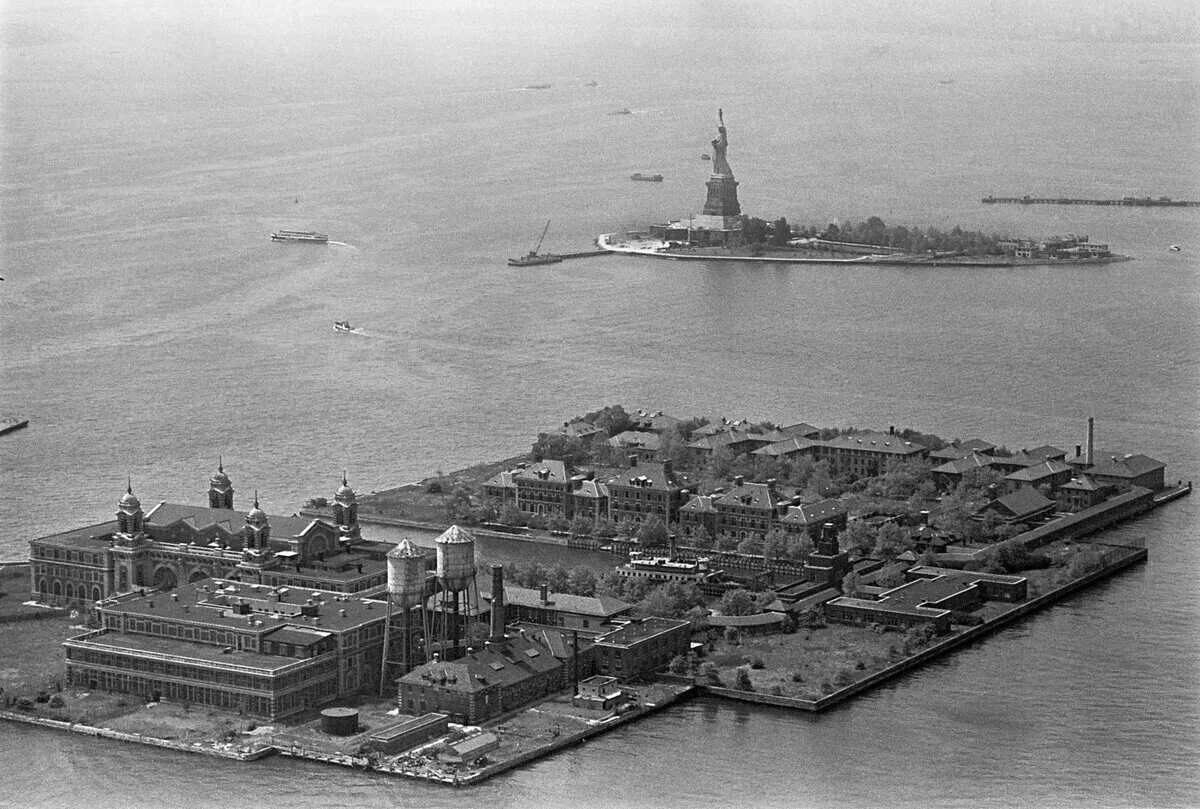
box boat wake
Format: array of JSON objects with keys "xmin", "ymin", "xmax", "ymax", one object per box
[{"xmin": 326, "ymin": 240, "xmax": 352, "ymax": 247}]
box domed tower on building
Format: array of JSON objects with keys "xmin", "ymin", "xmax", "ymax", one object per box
[
  {"xmin": 116, "ymin": 479, "xmax": 145, "ymax": 535},
  {"xmin": 112, "ymin": 479, "xmax": 150, "ymax": 593},
  {"xmin": 332, "ymin": 471, "xmax": 360, "ymax": 541},
  {"xmin": 208, "ymin": 457, "xmax": 234, "ymax": 509},
  {"xmin": 243, "ymin": 492, "xmax": 271, "ymax": 552}
]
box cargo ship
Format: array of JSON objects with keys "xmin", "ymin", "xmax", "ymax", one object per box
[
  {"xmin": 631, "ymin": 173, "xmax": 664, "ymax": 182},
  {"xmin": 271, "ymin": 230, "xmax": 329, "ymax": 243}
]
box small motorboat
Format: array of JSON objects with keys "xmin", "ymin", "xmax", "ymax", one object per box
[
  {"xmin": 333, "ymin": 320, "xmax": 353, "ymax": 332},
  {"xmin": 1169, "ymin": 245, "xmax": 1181, "ymax": 251}
]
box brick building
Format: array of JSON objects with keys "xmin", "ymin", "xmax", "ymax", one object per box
[
  {"xmin": 592, "ymin": 617, "xmax": 691, "ymax": 681},
  {"xmin": 605, "ymin": 458, "xmax": 683, "ymax": 526},
  {"xmin": 513, "ymin": 459, "xmax": 575, "ymax": 517},
  {"xmin": 28, "ymin": 467, "xmax": 382, "ymax": 612},
  {"xmin": 64, "ymin": 578, "xmax": 394, "ymax": 718}
]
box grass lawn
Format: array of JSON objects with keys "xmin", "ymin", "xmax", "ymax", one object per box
[
  {"xmin": 358, "ymin": 455, "xmax": 528, "ymax": 522},
  {"xmin": 703, "ymin": 621, "xmax": 948, "ymax": 700},
  {"xmin": 0, "ymin": 614, "xmax": 80, "ymax": 697}
]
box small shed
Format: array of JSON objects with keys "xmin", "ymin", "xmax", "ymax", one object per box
[{"xmin": 438, "ymin": 731, "xmax": 500, "ymax": 765}]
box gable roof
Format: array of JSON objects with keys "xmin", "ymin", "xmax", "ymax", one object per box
[
  {"xmin": 716, "ymin": 481, "xmax": 790, "ymax": 511},
  {"xmin": 1024, "ymin": 444, "xmax": 1067, "ymax": 460},
  {"xmin": 606, "ymin": 461, "xmax": 680, "ymax": 492},
  {"xmin": 144, "ymin": 502, "xmax": 327, "ymax": 540},
  {"xmin": 514, "ymin": 459, "xmax": 570, "ymax": 484},
  {"xmin": 1087, "ymin": 454, "xmax": 1166, "ymax": 478},
  {"xmin": 780, "ymin": 498, "xmax": 847, "ymax": 525},
  {"xmin": 752, "ymin": 437, "xmax": 821, "ymax": 457},
  {"xmin": 1003, "ymin": 459, "xmax": 1071, "ymax": 482},
  {"xmin": 481, "ymin": 584, "xmax": 633, "ymax": 619},
  {"xmin": 981, "ymin": 488, "xmax": 1055, "ymax": 519},
  {"xmin": 933, "ymin": 452, "xmax": 997, "ymax": 475},
  {"xmin": 609, "ymin": 430, "xmax": 662, "ymax": 450}
]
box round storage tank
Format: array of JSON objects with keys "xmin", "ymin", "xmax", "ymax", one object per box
[
  {"xmin": 320, "ymin": 707, "xmax": 359, "ymax": 736},
  {"xmin": 387, "ymin": 539, "xmax": 427, "ymax": 605},
  {"xmin": 435, "ymin": 525, "xmax": 475, "ymax": 589}
]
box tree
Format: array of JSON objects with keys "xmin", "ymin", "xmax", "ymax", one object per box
[
  {"xmin": 842, "ymin": 521, "xmax": 877, "ymax": 557},
  {"xmin": 586, "ymin": 404, "xmax": 633, "ymax": 437},
  {"xmin": 736, "ymin": 535, "xmax": 761, "ymax": 556},
  {"xmin": 715, "ymin": 532, "xmax": 738, "ymax": 552},
  {"xmin": 569, "ymin": 515, "xmax": 593, "ymax": 537},
  {"xmin": 689, "ymin": 525, "xmax": 714, "ymax": 550},
  {"xmin": 637, "ymin": 517, "xmax": 670, "ymax": 548},
  {"xmin": 841, "ymin": 570, "xmax": 865, "ymax": 599},
  {"xmin": 771, "ymin": 216, "xmax": 791, "ymax": 246},
  {"xmin": 499, "ymin": 503, "xmax": 527, "ymax": 527},
  {"xmin": 720, "ymin": 588, "xmax": 757, "ymax": 616},
  {"xmin": 735, "ymin": 667, "xmax": 753, "ymax": 691},
  {"xmin": 785, "ymin": 532, "xmax": 814, "ymax": 563},
  {"xmin": 445, "ymin": 485, "xmax": 476, "ymax": 523},
  {"xmin": 873, "ymin": 522, "xmax": 908, "ymax": 560},
  {"xmin": 595, "ymin": 570, "xmax": 626, "ymax": 599},
  {"xmin": 546, "ymin": 513, "xmax": 571, "ymax": 533},
  {"xmin": 705, "ymin": 447, "xmax": 737, "ymax": 481},
  {"xmin": 530, "ymin": 433, "xmax": 589, "ymax": 466},
  {"xmin": 762, "ymin": 529, "xmax": 788, "ymax": 563},
  {"xmin": 567, "ymin": 567, "xmax": 597, "ymax": 596}
]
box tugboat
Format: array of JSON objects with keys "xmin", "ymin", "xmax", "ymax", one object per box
[
  {"xmin": 333, "ymin": 320, "xmax": 353, "ymax": 333},
  {"xmin": 271, "ymin": 230, "xmax": 329, "ymax": 243},
  {"xmin": 508, "ymin": 221, "xmax": 563, "ymax": 266},
  {"xmin": 630, "ymin": 173, "xmax": 664, "ymax": 182}
]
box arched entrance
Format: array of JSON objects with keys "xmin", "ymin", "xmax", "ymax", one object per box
[
  {"xmin": 152, "ymin": 566, "xmax": 179, "ymax": 590},
  {"xmin": 187, "ymin": 568, "xmax": 210, "ymax": 584}
]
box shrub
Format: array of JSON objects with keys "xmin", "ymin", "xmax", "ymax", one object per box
[
  {"xmin": 769, "ymin": 684, "xmax": 783, "ymax": 696},
  {"xmin": 833, "ymin": 669, "xmax": 856, "ymax": 687},
  {"xmin": 750, "ymin": 656, "xmax": 765, "ymax": 670},
  {"xmin": 425, "ymin": 480, "xmax": 444, "ymax": 494},
  {"xmin": 791, "ymin": 671, "xmax": 804, "ymax": 682},
  {"xmin": 48, "ymin": 694, "xmax": 64, "ymax": 708},
  {"xmin": 735, "ymin": 667, "xmax": 753, "ymax": 691}
]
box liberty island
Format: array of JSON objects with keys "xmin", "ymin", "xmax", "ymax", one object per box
[{"xmin": 599, "ymin": 112, "xmax": 1130, "ymax": 267}]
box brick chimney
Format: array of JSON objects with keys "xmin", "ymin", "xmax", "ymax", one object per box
[
  {"xmin": 1086, "ymin": 417, "xmax": 1094, "ymax": 466},
  {"xmin": 489, "ymin": 565, "xmax": 505, "ymax": 644},
  {"xmin": 628, "ymin": 455, "xmax": 639, "ymax": 468},
  {"xmin": 540, "ymin": 582, "xmax": 550, "ymax": 605},
  {"xmin": 662, "ymin": 459, "xmax": 673, "ymax": 477}
]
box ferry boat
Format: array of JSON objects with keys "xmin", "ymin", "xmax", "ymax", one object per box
[
  {"xmin": 271, "ymin": 230, "xmax": 328, "ymax": 243},
  {"xmin": 630, "ymin": 173, "xmax": 663, "ymax": 182},
  {"xmin": 333, "ymin": 320, "xmax": 353, "ymax": 333},
  {"xmin": 619, "ymin": 551, "xmax": 715, "ymax": 584},
  {"xmin": 508, "ymin": 220, "xmax": 563, "ymax": 266}
]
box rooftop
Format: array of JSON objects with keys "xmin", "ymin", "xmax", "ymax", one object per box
[
  {"xmin": 66, "ymin": 628, "xmax": 305, "ymax": 673},
  {"xmin": 102, "ymin": 578, "xmax": 389, "ymax": 633},
  {"xmin": 481, "ymin": 584, "xmax": 632, "ymax": 619},
  {"xmin": 595, "ymin": 617, "xmax": 690, "ymax": 647}
]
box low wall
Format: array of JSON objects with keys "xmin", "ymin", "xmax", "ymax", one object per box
[
  {"xmin": 701, "ymin": 545, "xmax": 1148, "ymax": 713},
  {"xmin": 0, "ymin": 608, "xmax": 70, "ymax": 625},
  {"xmin": 465, "ymin": 689, "xmax": 695, "ymax": 786},
  {"xmin": 1015, "ymin": 488, "xmax": 1155, "ymax": 550},
  {"xmin": 0, "ymin": 710, "xmax": 275, "ymax": 761}
]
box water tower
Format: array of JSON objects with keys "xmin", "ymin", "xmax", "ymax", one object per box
[
  {"xmin": 434, "ymin": 525, "xmax": 479, "ymax": 660},
  {"xmin": 379, "ymin": 539, "xmax": 431, "ymax": 696}
]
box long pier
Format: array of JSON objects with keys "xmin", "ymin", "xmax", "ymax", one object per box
[
  {"xmin": 983, "ymin": 195, "xmax": 1200, "ymax": 207},
  {"xmin": 555, "ymin": 249, "xmax": 611, "ymax": 260}
]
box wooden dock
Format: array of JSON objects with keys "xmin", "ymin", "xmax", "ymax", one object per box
[
  {"xmin": 983, "ymin": 195, "xmax": 1200, "ymax": 207},
  {"xmin": 556, "ymin": 249, "xmax": 611, "ymax": 260}
]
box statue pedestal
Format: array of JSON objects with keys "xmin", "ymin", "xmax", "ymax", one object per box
[{"xmin": 703, "ymin": 174, "xmax": 741, "ymax": 219}]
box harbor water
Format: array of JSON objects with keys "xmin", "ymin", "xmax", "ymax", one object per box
[{"xmin": 1, "ymin": 2, "xmax": 1197, "ymax": 806}]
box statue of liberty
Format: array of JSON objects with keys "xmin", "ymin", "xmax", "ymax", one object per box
[{"xmin": 710, "ymin": 108, "xmax": 733, "ymax": 176}]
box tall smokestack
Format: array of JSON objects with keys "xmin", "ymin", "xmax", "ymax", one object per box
[
  {"xmin": 1086, "ymin": 417, "xmax": 1094, "ymax": 466},
  {"xmin": 489, "ymin": 565, "xmax": 505, "ymax": 644}
]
